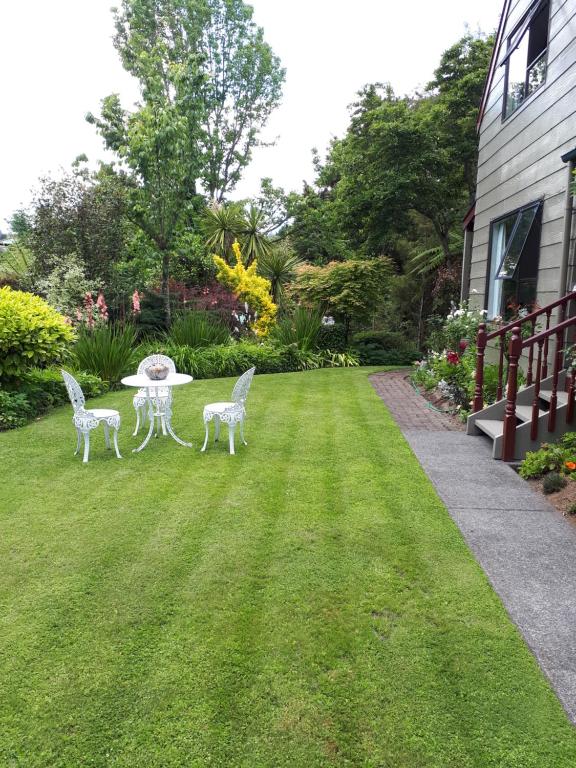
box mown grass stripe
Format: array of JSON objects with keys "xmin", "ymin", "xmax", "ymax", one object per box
[{"xmin": 1, "ymin": 369, "xmax": 576, "ymax": 767}]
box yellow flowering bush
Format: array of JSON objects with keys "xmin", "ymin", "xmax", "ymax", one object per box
[
  {"xmin": 0, "ymin": 286, "xmax": 74, "ymax": 380},
  {"xmin": 213, "ymin": 241, "xmax": 277, "ymax": 336}
]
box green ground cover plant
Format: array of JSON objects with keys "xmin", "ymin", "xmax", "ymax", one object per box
[
  {"xmin": 519, "ymin": 432, "xmax": 576, "ymax": 479},
  {"xmin": 1, "ymin": 369, "xmax": 576, "ymax": 766}
]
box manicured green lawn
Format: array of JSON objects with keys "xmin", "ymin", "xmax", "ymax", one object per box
[{"xmin": 1, "ymin": 368, "xmax": 575, "ymax": 767}]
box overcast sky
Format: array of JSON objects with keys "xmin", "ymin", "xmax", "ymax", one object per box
[{"xmin": 0, "ymin": 0, "xmax": 504, "ymax": 229}]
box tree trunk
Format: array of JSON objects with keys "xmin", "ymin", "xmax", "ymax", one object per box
[{"xmin": 161, "ymin": 249, "xmax": 171, "ymax": 326}]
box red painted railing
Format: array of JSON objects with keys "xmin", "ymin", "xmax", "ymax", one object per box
[
  {"xmin": 473, "ymin": 290, "xmax": 576, "ymax": 413},
  {"xmin": 500, "ymin": 318, "xmax": 576, "ymax": 460}
]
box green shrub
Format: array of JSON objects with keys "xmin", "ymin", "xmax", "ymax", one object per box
[
  {"xmin": 567, "ymin": 503, "xmax": 576, "ymax": 516},
  {"xmin": 72, "ymin": 324, "xmax": 139, "ymax": 385},
  {"xmin": 317, "ymin": 323, "xmax": 348, "ymax": 352},
  {"xmin": 560, "ymin": 432, "xmax": 576, "ymax": 451},
  {"xmin": 0, "ymin": 390, "xmax": 32, "ymax": 430},
  {"xmin": 20, "ymin": 368, "xmax": 108, "ymax": 414},
  {"xmin": 167, "ymin": 311, "xmax": 231, "ymax": 348},
  {"xmin": 519, "ymin": 442, "xmax": 572, "ymax": 479},
  {"xmin": 352, "ymin": 330, "xmax": 419, "ymax": 366},
  {"xmin": 542, "ymin": 472, "xmax": 567, "ymax": 495},
  {"xmin": 425, "ymin": 303, "xmax": 486, "ymax": 354},
  {"xmin": 0, "ymin": 286, "xmax": 74, "ymax": 381},
  {"xmin": 320, "ymin": 350, "xmax": 360, "ymax": 368},
  {"xmin": 271, "ymin": 307, "xmax": 323, "ymax": 351},
  {"xmin": 140, "ymin": 341, "xmax": 358, "ymax": 380}
]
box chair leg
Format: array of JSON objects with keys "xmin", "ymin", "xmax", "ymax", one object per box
[
  {"xmin": 133, "ymin": 406, "xmax": 141, "ymax": 437},
  {"xmin": 228, "ymin": 423, "xmax": 236, "ymax": 455},
  {"xmin": 240, "ymin": 417, "xmax": 247, "ymax": 446},
  {"xmin": 82, "ymin": 431, "xmax": 90, "ymax": 464},
  {"xmin": 201, "ymin": 420, "xmax": 209, "ymax": 452},
  {"xmin": 103, "ymin": 422, "xmax": 111, "ymax": 449},
  {"xmin": 214, "ymin": 416, "xmax": 221, "ymax": 442},
  {"xmin": 74, "ymin": 427, "xmax": 81, "ymax": 456},
  {"xmin": 160, "ymin": 414, "xmax": 167, "ymax": 436},
  {"xmin": 113, "ymin": 427, "xmax": 122, "ymax": 459}
]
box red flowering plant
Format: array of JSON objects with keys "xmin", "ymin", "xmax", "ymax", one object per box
[
  {"xmin": 446, "ymin": 350, "xmax": 460, "ymax": 365},
  {"xmin": 188, "ymin": 281, "xmax": 250, "ymax": 335}
]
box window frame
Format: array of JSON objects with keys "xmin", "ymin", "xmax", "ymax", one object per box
[
  {"xmin": 484, "ymin": 199, "xmax": 543, "ymax": 319},
  {"xmin": 501, "ymin": 0, "xmax": 550, "ymax": 121}
]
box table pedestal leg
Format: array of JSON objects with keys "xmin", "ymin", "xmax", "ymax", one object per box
[{"xmin": 133, "ymin": 394, "xmax": 155, "ymax": 453}]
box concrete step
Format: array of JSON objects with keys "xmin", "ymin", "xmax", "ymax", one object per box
[
  {"xmin": 516, "ymin": 405, "xmax": 546, "ymax": 422},
  {"xmin": 475, "ymin": 419, "xmax": 504, "ymax": 439},
  {"xmin": 539, "ymin": 389, "xmax": 569, "ymax": 405}
]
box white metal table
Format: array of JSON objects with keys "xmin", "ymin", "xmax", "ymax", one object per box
[{"xmin": 121, "ymin": 372, "xmax": 193, "ymax": 452}]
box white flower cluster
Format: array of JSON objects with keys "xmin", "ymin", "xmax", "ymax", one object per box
[{"xmin": 446, "ymin": 307, "xmax": 487, "ymax": 321}]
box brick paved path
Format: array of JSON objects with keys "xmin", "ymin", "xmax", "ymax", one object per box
[{"xmin": 370, "ymin": 369, "xmax": 463, "ymax": 431}]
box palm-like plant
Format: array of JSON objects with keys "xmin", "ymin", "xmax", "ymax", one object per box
[
  {"xmin": 257, "ymin": 244, "xmax": 302, "ymax": 304},
  {"xmin": 202, "ymin": 202, "xmax": 274, "ymax": 264},
  {"xmin": 240, "ymin": 205, "xmax": 273, "ymax": 263},
  {"xmin": 202, "ymin": 203, "xmax": 244, "ymax": 258},
  {"xmin": 407, "ymin": 231, "xmax": 464, "ymax": 276}
]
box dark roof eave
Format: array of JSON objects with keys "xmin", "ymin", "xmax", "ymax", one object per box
[{"xmin": 561, "ymin": 147, "xmax": 576, "ymax": 163}]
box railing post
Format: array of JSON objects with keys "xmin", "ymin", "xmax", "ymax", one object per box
[
  {"xmin": 473, "ymin": 323, "xmax": 487, "ymax": 412},
  {"xmin": 502, "ymin": 326, "xmax": 521, "ymax": 462},
  {"xmin": 531, "ymin": 341, "xmax": 543, "ymax": 441},
  {"xmin": 567, "ymin": 368, "xmax": 576, "ymax": 425},
  {"xmin": 527, "ymin": 318, "xmax": 536, "ymax": 386},
  {"xmin": 548, "ymin": 329, "xmax": 564, "ymax": 433},
  {"xmin": 543, "ymin": 309, "xmax": 552, "ymax": 378},
  {"xmin": 497, "ymin": 336, "xmax": 505, "ymax": 401}
]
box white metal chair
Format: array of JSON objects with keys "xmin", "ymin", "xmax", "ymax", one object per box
[
  {"xmin": 132, "ymin": 354, "xmax": 176, "ymax": 436},
  {"xmin": 201, "ymin": 367, "xmax": 256, "ymax": 455},
  {"xmin": 61, "ymin": 370, "xmax": 122, "ymax": 464}
]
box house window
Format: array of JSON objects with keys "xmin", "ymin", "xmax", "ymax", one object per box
[
  {"xmin": 503, "ymin": 0, "xmax": 549, "ymax": 118},
  {"xmin": 486, "ymin": 201, "xmax": 542, "ymax": 319}
]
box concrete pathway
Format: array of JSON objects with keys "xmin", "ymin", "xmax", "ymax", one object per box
[{"xmin": 371, "ymin": 369, "xmax": 576, "ymax": 723}]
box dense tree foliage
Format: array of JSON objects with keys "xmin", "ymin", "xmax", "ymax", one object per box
[
  {"xmin": 285, "ymin": 33, "xmax": 493, "ymax": 340},
  {"xmin": 4, "ymin": 26, "xmax": 492, "ymax": 354},
  {"xmin": 87, "ymin": 0, "xmax": 283, "ymax": 321},
  {"xmin": 295, "ymin": 257, "xmax": 394, "ymax": 340}
]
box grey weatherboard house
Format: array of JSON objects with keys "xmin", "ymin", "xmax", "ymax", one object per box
[
  {"xmin": 462, "ymin": 0, "xmax": 576, "ymax": 314},
  {"xmin": 461, "ymin": 0, "xmax": 576, "ymax": 460}
]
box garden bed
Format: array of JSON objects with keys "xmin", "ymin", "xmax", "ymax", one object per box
[
  {"xmin": 413, "ymin": 381, "xmax": 466, "ymax": 431},
  {"xmin": 527, "ymin": 477, "xmax": 576, "ymax": 518}
]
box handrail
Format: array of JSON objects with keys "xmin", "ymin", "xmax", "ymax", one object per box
[
  {"xmin": 521, "ymin": 314, "xmax": 576, "ymax": 348},
  {"xmin": 500, "ymin": 316, "xmax": 576, "ymax": 460},
  {"xmin": 485, "ymin": 290, "xmax": 576, "ymax": 341},
  {"xmin": 473, "ymin": 289, "xmax": 576, "ymax": 412}
]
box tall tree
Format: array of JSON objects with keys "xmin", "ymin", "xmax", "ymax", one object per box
[
  {"xmin": 26, "ymin": 165, "xmax": 128, "ymax": 288},
  {"xmin": 198, "ymin": 0, "xmax": 285, "ymax": 199},
  {"xmin": 426, "ymin": 33, "xmax": 494, "ymax": 203},
  {"xmin": 89, "ymin": 0, "xmax": 284, "ymax": 321}
]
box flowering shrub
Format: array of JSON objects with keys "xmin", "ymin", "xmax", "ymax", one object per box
[
  {"xmin": 75, "ymin": 291, "xmax": 110, "ymax": 328},
  {"xmin": 0, "ymin": 286, "xmax": 74, "ymax": 381},
  {"xmin": 427, "ymin": 301, "xmax": 487, "ymax": 354},
  {"xmin": 213, "ymin": 241, "xmax": 277, "ymax": 337},
  {"xmin": 519, "ymin": 432, "xmax": 576, "ymax": 479}
]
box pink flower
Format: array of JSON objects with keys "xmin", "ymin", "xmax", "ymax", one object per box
[
  {"xmin": 84, "ymin": 293, "xmax": 94, "ymax": 328},
  {"xmin": 96, "ymin": 292, "xmax": 108, "ymax": 320},
  {"xmin": 132, "ymin": 290, "xmax": 141, "ymax": 314}
]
